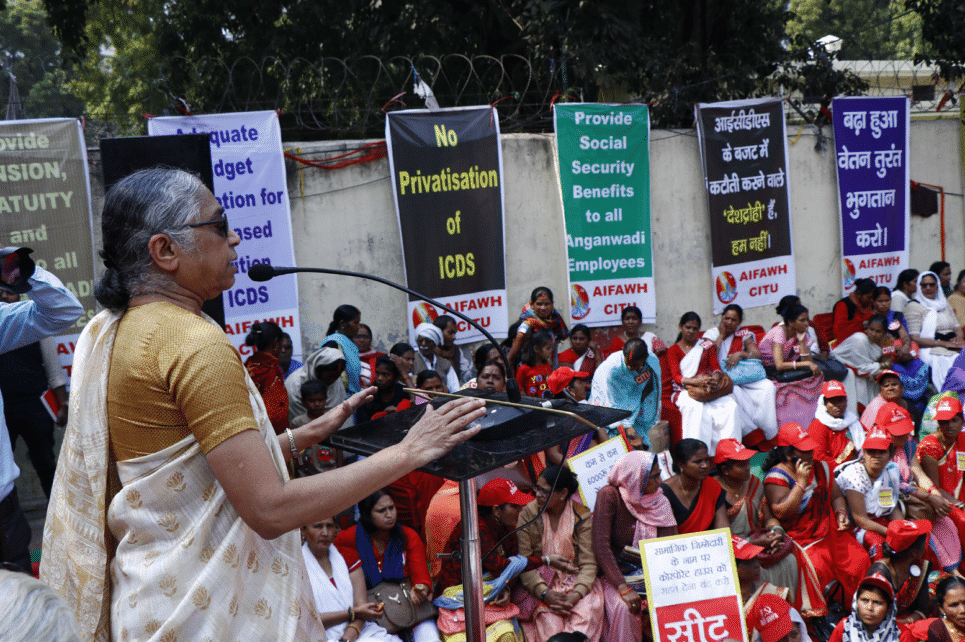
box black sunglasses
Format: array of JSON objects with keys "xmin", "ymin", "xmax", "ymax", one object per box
[{"xmin": 182, "ymin": 215, "xmax": 230, "ymax": 237}]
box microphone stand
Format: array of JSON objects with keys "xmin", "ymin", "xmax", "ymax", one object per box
[{"xmin": 254, "ymin": 265, "xmax": 521, "ymax": 403}]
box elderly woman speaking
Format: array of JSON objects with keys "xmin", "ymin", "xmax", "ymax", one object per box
[{"xmin": 41, "ymin": 169, "xmax": 486, "ymax": 642}]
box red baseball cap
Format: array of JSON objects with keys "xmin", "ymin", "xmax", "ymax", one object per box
[
  {"xmin": 821, "ymin": 380, "xmax": 847, "ymax": 399},
  {"xmin": 776, "ymin": 423, "xmax": 816, "ymax": 451},
  {"xmin": 732, "ymin": 535, "xmax": 765, "ymax": 560},
  {"xmin": 749, "ymin": 594, "xmax": 793, "ymax": 642},
  {"xmin": 876, "ymin": 369, "xmax": 901, "ymax": 383},
  {"xmin": 935, "ymin": 396, "xmax": 963, "ymax": 421},
  {"xmin": 862, "ymin": 426, "xmax": 893, "ymax": 451},
  {"xmin": 885, "ymin": 519, "xmax": 932, "ymax": 553},
  {"xmin": 547, "ymin": 367, "xmax": 589, "ymax": 396},
  {"xmin": 714, "ymin": 438, "xmax": 757, "ymax": 464},
  {"xmin": 858, "ymin": 572, "xmax": 895, "ymax": 602},
  {"xmin": 477, "ymin": 479, "xmax": 533, "ymax": 507},
  {"xmin": 875, "ymin": 402, "xmax": 914, "ymax": 437}
]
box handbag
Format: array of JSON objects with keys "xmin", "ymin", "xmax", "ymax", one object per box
[
  {"xmin": 725, "ymin": 358, "xmax": 767, "ymax": 385},
  {"xmin": 748, "ymin": 529, "xmax": 794, "ymax": 568},
  {"xmin": 367, "ymin": 579, "xmax": 438, "ymax": 634},
  {"xmin": 764, "ymin": 365, "xmax": 812, "ymax": 383},
  {"xmin": 685, "ymin": 373, "xmax": 734, "ymax": 402}
]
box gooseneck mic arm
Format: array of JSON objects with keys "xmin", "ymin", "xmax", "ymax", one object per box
[{"xmin": 248, "ymin": 263, "xmax": 521, "ymax": 403}]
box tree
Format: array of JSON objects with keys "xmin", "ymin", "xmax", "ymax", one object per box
[
  {"xmin": 906, "ymin": 0, "xmax": 965, "ymax": 79},
  {"xmin": 0, "ymin": 0, "xmax": 83, "ymax": 119},
  {"xmin": 786, "ymin": 0, "xmax": 924, "ymax": 60}
]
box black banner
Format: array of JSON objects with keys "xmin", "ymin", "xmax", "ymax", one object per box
[{"xmin": 386, "ymin": 107, "xmax": 508, "ymax": 342}]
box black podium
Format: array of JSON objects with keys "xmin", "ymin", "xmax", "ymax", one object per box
[{"xmin": 329, "ymin": 389, "xmax": 631, "ymax": 642}]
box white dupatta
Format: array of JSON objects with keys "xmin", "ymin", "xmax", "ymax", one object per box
[{"xmin": 679, "ymin": 339, "xmax": 712, "ymax": 379}]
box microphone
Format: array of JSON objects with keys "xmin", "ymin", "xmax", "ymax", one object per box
[{"xmin": 246, "ymin": 263, "xmax": 521, "ymax": 402}]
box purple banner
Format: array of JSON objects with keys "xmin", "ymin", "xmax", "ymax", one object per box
[{"xmin": 833, "ymin": 96, "xmax": 909, "ymax": 293}]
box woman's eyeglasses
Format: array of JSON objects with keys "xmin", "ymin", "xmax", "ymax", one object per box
[{"xmin": 182, "ymin": 215, "xmax": 230, "ymax": 238}]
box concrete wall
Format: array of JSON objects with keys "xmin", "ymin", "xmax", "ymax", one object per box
[
  {"xmin": 13, "ymin": 118, "xmax": 964, "ymax": 507},
  {"xmin": 284, "ymin": 118, "xmax": 964, "ymax": 356}
]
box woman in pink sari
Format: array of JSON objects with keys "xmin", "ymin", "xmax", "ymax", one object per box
[
  {"xmin": 592, "ymin": 451, "xmax": 677, "ymax": 642},
  {"xmin": 517, "ymin": 465, "xmax": 606, "ymax": 641},
  {"xmin": 760, "ymin": 301, "xmax": 825, "ymax": 427}
]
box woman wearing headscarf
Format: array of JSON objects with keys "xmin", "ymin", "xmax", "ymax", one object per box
[
  {"xmin": 589, "ymin": 338, "xmax": 661, "ymax": 449},
  {"xmin": 507, "ymin": 287, "xmax": 569, "ymax": 368},
  {"xmin": 828, "ymin": 573, "xmax": 901, "ymax": 642},
  {"xmin": 592, "ymin": 451, "xmax": 676, "ymax": 642},
  {"xmin": 809, "ymin": 380, "xmax": 866, "ymax": 469},
  {"xmin": 324, "ymin": 304, "xmax": 363, "ymax": 394},
  {"xmin": 411, "ymin": 322, "xmax": 459, "ymax": 393},
  {"xmin": 904, "ymin": 271, "xmax": 964, "ymax": 390}
]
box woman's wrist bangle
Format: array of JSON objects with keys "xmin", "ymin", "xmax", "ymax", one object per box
[
  {"xmin": 543, "ymin": 555, "xmax": 550, "ymax": 567},
  {"xmin": 286, "ymin": 428, "xmax": 299, "ymax": 459},
  {"xmin": 620, "ymin": 587, "xmax": 635, "ymax": 597},
  {"xmin": 347, "ymin": 606, "xmax": 354, "ymax": 622},
  {"xmin": 346, "ymin": 623, "xmax": 361, "ymax": 634},
  {"xmin": 792, "ymin": 360, "xmax": 797, "ymax": 369},
  {"xmin": 540, "ymin": 588, "xmax": 549, "ymax": 601}
]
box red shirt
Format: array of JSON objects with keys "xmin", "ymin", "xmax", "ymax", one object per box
[
  {"xmin": 334, "ymin": 524, "xmax": 431, "ymax": 588},
  {"xmin": 832, "ymin": 296, "xmax": 872, "ymax": 345},
  {"xmin": 665, "ymin": 340, "xmax": 722, "ymax": 392},
  {"xmin": 558, "ymin": 347, "xmax": 597, "ymax": 378},
  {"xmin": 808, "ymin": 418, "xmax": 858, "ymax": 469},
  {"xmin": 516, "ymin": 362, "xmax": 552, "ymax": 397}
]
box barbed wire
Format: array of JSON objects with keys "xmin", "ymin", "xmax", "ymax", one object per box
[{"xmin": 6, "ymin": 52, "xmax": 960, "ymax": 143}]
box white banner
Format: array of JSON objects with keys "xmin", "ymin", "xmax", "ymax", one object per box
[{"xmin": 148, "ymin": 111, "xmax": 302, "ymax": 362}]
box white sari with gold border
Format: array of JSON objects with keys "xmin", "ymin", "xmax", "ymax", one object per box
[{"xmin": 42, "ymin": 310, "xmax": 327, "ymax": 642}]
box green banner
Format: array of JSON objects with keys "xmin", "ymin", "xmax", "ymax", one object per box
[{"xmin": 554, "ymin": 104, "xmax": 654, "ymax": 326}]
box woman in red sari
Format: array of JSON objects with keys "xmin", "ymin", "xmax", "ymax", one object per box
[
  {"xmin": 243, "ymin": 320, "xmax": 289, "ymax": 434},
  {"xmin": 917, "ymin": 396, "xmax": 965, "ymax": 546},
  {"xmin": 764, "ymin": 423, "xmax": 871, "ymax": 604},
  {"xmin": 660, "ymin": 438, "xmax": 729, "ymax": 533}
]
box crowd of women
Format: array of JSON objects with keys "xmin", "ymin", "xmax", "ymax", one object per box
[{"xmin": 24, "ymin": 168, "xmax": 965, "ymax": 642}]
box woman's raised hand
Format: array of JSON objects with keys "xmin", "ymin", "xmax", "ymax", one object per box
[
  {"xmin": 793, "ymin": 459, "xmax": 812, "ymax": 487},
  {"xmin": 401, "ymin": 397, "xmax": 486, "ymax": 467},
  {"xmin": 354, "ymin": 602, "xmax": 384, "ymax": 621}
]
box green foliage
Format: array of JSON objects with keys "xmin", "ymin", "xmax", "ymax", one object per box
[
  {"xmin": 0, "ymin": 0, "xmax": 83, "ymax": 118},
  {"xmin": 787, "ymin": 0, "xmax": 924, "ymax": 60},
  {"xmin": 906, "ymin": 0, "xmax": 965, "ymax": 79}
]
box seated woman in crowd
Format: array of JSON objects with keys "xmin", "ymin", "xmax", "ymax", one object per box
[
  {"xmin": 592, "ymin": 451, "xmax": 676, "ymax": 642},
  {"xmin": 948, "ymin": 270, "xmax": 965, "ymax": 326},
  {"xmin": 559, "ymin": 324, "xmax": 598, "ymax": 380},
  {"xmin": 301, "ymin": 517, "xmax": 399, "ymax": 642},
  {"xmin": 412, "ymin": 322, "xmax": 459, "ymax": 393},
  {"xmin": 713, "ymin": 439, "xmax": 825, "ymax": 614},
  {"xmin": 355, "ymin": 323, "xmax": 384, "ymax": 388},
  {"xmin": 832, "ymin": 278, "xmax": 876, "ymax": 345},
  {"xmin": 828, "ymin": 573, "xmax": 901, "ymax": 642},
  {"xmin": 892, "ymin": 269, "xmax": 920, "ymax": 314},
  {"xmin": 355, "ymin": 356, "xmax": 410, "ymax": 423},
  {"xmin": 905, "ymin": 271, "xmax": 964, "ymax": 390},
  {"xmin": 661, "ymin": 438, "xmax": 729, "ymax": 533},
  {"xmin": 760, "ymin": 301, "xmax": 826, "ymax": 427},
  {"xmin": 517, "ymin": 330, "xmax": 555, "ymax": 397},
  {"xmin": 866, "ymin": 520, "xmax": 934, "ymax": 629},
  {"xmin": 243, "ymin": 320, "xmax": 289, "ymax": 434},
  {"xmin": 931, "ymin": 261, "xmax": 953, "ymax": 297},
  {"xmin": 436, "ymin": 479, "xmax": 574, "ymax": 596},
  {"xmin": 917, "ymin": 397, "xmax": 965, "ymax": 546},
  {"xmin": 764, "ymin": 423, "xmax": 870, "ymax": 604},
  {"xmin": 589, "ymin": 338, "xmax": 661, "ymax": 449},
  {"xmin": 872, "ymin": 286, "xmax": 930, "ymax": 410},
  {"xmin": 518, "ymin": 466, "xmax": 606, "ymax": 642},
  {"xmin": 748, "ymin": 593, "xmax": 813, "ymax": 642},
  {"xmin": 334, "ymin": 491, "xmax": 439, "ymax": 642},
  {"xmin": 279, "ymin": 331, "xmax": 302, "ymax": 379},
  {"xmin": 927, "ymin": 576, "xmax": 965, "ymax": 642},
  {"xmin": 703, "ymin": 303, "xmax": 778, "ymax": 445},
  {"xmin": 325, "ymin": 304, "xmax": 364, "ymax": 394},
  {"xmin": 861, "ymin": 370, "xmax": 910, "ymax": 432},
  {"xmin": 832, "ymin": 314, "xmax": 895, "ymax": 412},
  {"xmin": 286, "ymin": 343, "xmax": 347, "ymax": 419},
  {"xmin": 432, "ymin": 315, "xmax": 474, "ymax": 385},
  {"xmin": 666, "ymin": 312, "xmax": 741, "ymax": 454},
  {"xmin": 507, "ymin": 286, "xmax": 569, "ymax": 367},
  {"xmin": 605, "ymin": 306, "xmax": 666, "ymax": 359},
  {"xmin": 388, "ymin": 342, "xmax": 416, "ymax": 390},
  {"xmin": 809, "ymin": 380, "xmax": 865, "ymax": 469},
  {"xmin": 837, "ymin": 425, "xmax": 903, "ymax": 554}
]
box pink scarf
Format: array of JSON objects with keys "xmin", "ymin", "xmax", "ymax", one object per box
[{"xmin": 607, "ymin": 451, "xmax": 676, "ymax": 542}]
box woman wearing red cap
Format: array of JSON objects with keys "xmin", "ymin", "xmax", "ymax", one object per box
[
  {"xmin": 809, "ymin": 380, "xmax": 865, "ymax": 469},
  {"xmin": 866, "ymin": 520, "xmax": 935, "ymax": 629},
  {"xmin": 714, "ymin": 439, "xmax": 827, "ymax": 617},
  {"xmin": 828, "ymin": 573, "xmax": 901, "ymax": 642},
  {"xmin": 918, "ymin": 396, "xmax": 965, "ymax": 547},
  {"xmin": 748, "ymin": 593, "xmax": 813, "ymax": 642},
  {"xmin": 872, "ymin": 286, "xmax": 930, "ymax": 410},
  {"xmin": 861, "ymin": 371, "xmax": 909, "ymax": 433},
  {"xmin": 836, "ymin": 426, "xmax": 904, "ymax": 554},
  {"xmin": 764, "ymin": 423, "xmax": 871, "ymax": 604}
]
